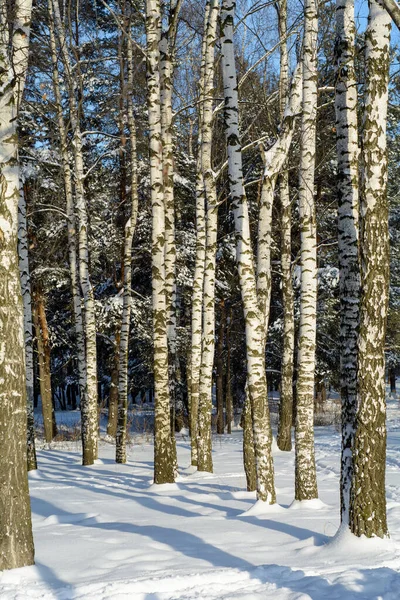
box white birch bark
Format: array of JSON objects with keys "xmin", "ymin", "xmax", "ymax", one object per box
[
  {"xmin": 190, "ymin": 158, "xmax": 206, "ymax": 467},
  {"xmin": 334, "ymin": 0, "xmax": 360, "ymax": 526},
  {"xmin": 197, "ymin": 0, "xmax": 219, "ymax": 473},
  {"xmin": 116, "ymin": 30, "xmax": 139, "ymax": 464},
  {"xmin": 189, "ymin": 1, "xmax": 210, "ymax": 467},
  {"xmin": 18, "ymin": 188, "xmax": 37, "ymax": 470},
  {"xmin": 50, "ymin": 0, "xmax": 98, "ymax": 465},
  {"xmin": 295, "ymin": 0, "xmax": 319, "ymax": 501},
  {"xmin": 377, "ymin": 0, "xmax": 400, "ymax": 28},
  {"xmin": 146, "ymin": 0, "xmax": 175, "ymax": 483},
  {"xmin": 276, "ymin": 0, "xmax": 295, "ymax": 452},
  {"xmin": 221, "ymin": 0, "xmax": 276, "ymax": 503},
  {"xmin": 0, "ymin": 0, "xmax": 35, "ymax": 570},
  {"xmin": 159, "ymin": 0, "xmax": 181, "ymax": 473},
  {"xmin": 349, "ymin": 0, "xmax": 391, "ymax": 538}
]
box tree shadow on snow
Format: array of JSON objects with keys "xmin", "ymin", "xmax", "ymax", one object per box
[{"xmin": 30, "ymin": 495, "xmax": 400, "ymax": 599}]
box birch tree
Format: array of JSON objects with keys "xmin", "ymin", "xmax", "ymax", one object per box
[
  {"xmin": 334, "ymin": 0, "xmax": 360, "ymax": 525},
  {"xmin": 160, "ymin": 0, "xmax": 181, "ymax": 461},
  {"xmin": 197, "ymin": 0, "xmax": 219, "ymax": 473},
  {"xmin": 349, "ymin": 0, "xmax": 391, "ymax": 538},
  {"xmin": 276, "ymin": 0, "xmax": 295, "ymax": 452},
  {"xmin": 116, "ymin": 20, "xmax": 139, "ymax": 464},
  {"xmin": 221, "ymin": 0, "xmax": 276, "ymax": 503},
  {"xmin": 295, "ymin": 0, "xmax": 319, "ymax": 501},
  {"xmin": 0, "ymin": 0, "xmax": 35, "ymax": 570},
  {"xmin": 50, "ymin": 0, "xmax": 98, "ymax": 465},
  {"xmin": 18, "ymin": 188, "xmax": 37, "ymax": 470},
  {"xmin": 146, "ymin": 0, "xmax": 175, "ymax": 483}
]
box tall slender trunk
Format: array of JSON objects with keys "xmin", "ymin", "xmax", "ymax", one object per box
[
  {"xmin": 48, "ymin": 0, "xmax": 86, "ymax": 426},
  {"xmin": 0, "ymin": 0, "xmax": 35, "ymax": 569},
  {"xmin": 276, "ymin": 0, "xmax": 295, "ymax": 453},
  {"xmin": 116, "ymin": 28, "xmax": 139, "ymax": 464},
  {"xmin": 159, "ymin": 0, "xmax": 181, "ymax": 469},
  {"xmin": 146, "ymin": 0, "xmax": 175, "ymax": 483},
  {"xmin": 221, "ymin": 0, "xmax": 276, "ymax": 503},
  {"xmin": 33, "ymin": 290, "xmax": 57, "ymax": 442},
  {"xmin": 108, "ymin": 329, "xmax": 120, "ymax": 438},
  {"xmin": 50, "ymin": 0, "xmax": 98, "ymax": 465},
  {"xmin": 242, "ymin": 391, "xmax": 257, "ymax": 491},
  {"xmin": 190, "ymin": 159, "xmax": 206, "ymax": 467},
  {"xmin": 18, "ymin": 188, "xmax": 37, "ymax": 469},
  {"xmin": 349, "ymin": 0, "xmax": 391, "ymax": 538},
  {"xmin": 216, "ymin": 301, "xmax": 226, "ymax": 434},
  {"xmin": 225, "ymin": 307, "xmax": 233, "ymax": 434},
  {"xmin": 277, "ymin": 168, "xmax": 295, "ymax": 451},
  {"xmin": 335, "ymin": 0, "xmax": 360, "ymax": 525},
  {"xmin": 193, "ymin": 0, "xmax": 219, "ymax": 473},
  {"xmin": 295, "ymin": 0, "xmax": 319, "ymax": 501}
]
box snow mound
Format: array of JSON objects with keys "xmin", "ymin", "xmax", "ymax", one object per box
[
  {"xmin": 240, "ymin": 499, "xmax": 286, "ymax": 517},
  {"xmin": 288, "ymin": 498, "xmax": 328, "ymax": 511},
  {"xmin": 147, "ymin": 482, "xmax": 180, "ymax": 493}
]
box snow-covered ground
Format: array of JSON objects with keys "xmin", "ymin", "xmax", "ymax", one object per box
[{"xmin": 2, "ymin": 401, "xmax": 400, "ymax": 599}]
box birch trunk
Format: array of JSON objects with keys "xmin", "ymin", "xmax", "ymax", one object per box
[
  {"xmin": 377, "ymin": 0, "xmax": 400, "ymax": 29},
  {"xmin": 18, "ymin": 188, "xmax": 37, "ymax": 469},
  {"xmin": 116, "ymin": 30, "xmax": 139, "ymax": 465},
  {"xmin": 276, "ymin": 0, "xmax": 295, "ymax": 453},
  {"xmin": 48, "ymin": 1, "xmax": 86, "ymax": 428},
  {"xmin": 349, "ymin": 0, "xmax": 391, "ymax": 538},
  {"xmin": 146, "ymin": 0, "xmax": 175, "ymax": 483},
  {"xmin": 159, "ymin": 1, "xmax": 181, "ymax": 468},
  {"xmin": 277, "ymin": 169, "xmax": 295, "ymax": 451},
  {"xmin": 221, "ymin": 0, "xmax": 276, "ymax": 503},
  {"xmin": 334, "ymin": 0, "xmax": 360, "ymax": 525},
  {"xmin": 193, "ymin": 0, "xmax": 219, "ymax": 473},
  {"xmin": 242, "ymin": 391, "xmax": 257, "ymax": 491},
  {"xmin": 0, "ymin": 0, "xmax": 35, "ymax": 569},
  {"xmin": 190, "ymin": 160, "xmax": 206, "ymax": 466},
  {"xmin": 295, "ymin": 0, "xmax": 319, "ymax": 501},
  {"xmin": 189, "ymin": 3, "xmax": 209, "ymax": 467},
  {"xmin": 50, "ymin": 0, "xmax": 98, "ymax": 465}
]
